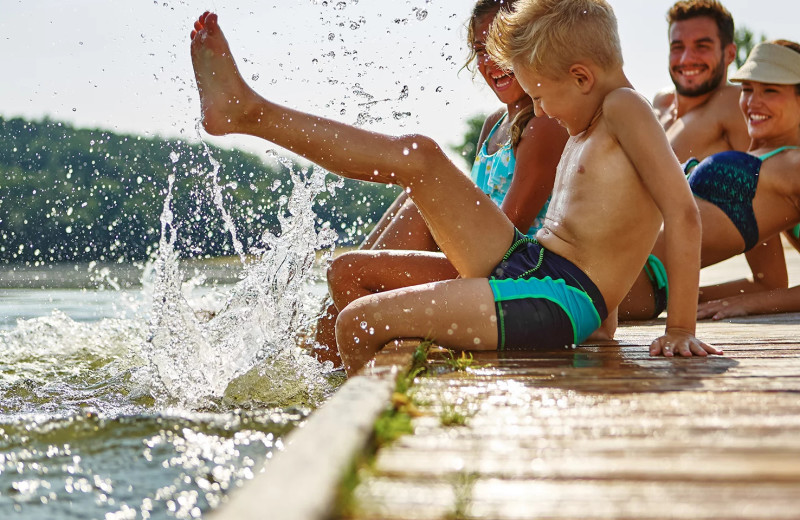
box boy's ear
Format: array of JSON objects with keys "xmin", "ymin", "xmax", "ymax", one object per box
[{"xmin": 569, "ymin": 64, "xmax": 594, "ymax": 93}]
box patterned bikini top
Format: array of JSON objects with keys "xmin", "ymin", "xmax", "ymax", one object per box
[{"xmin": 684, "ymin": 145, "xmax": 798, "ymax": 251}]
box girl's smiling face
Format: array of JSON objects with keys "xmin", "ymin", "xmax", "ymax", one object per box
[
  {"xmin": 473, "ymin": 13, "xmax": 527, "ymax": 106},
  {"xmin": 739, "ymin": 81, "xmax": 800, "ymax": 141}
]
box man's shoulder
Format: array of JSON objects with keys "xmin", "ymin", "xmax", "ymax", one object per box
[
  {"xmin": 652, "ymin": 87, "xmax": 675, "ymax": 110},
  {"xmin": 707, "ymin": 83, "xmax": 743, "ymax": 109}
]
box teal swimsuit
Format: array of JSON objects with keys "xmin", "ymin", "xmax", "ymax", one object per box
[
  {"xmin": 645, "ymin": 146, "xmax": 799, "ymax": 318},
  {"xmin": 470, "ymin": 114, "xmax": 550, "ymax": 237}
]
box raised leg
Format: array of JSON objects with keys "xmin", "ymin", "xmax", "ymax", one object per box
[{"xmin": 190, "ymin": 12, "xmax": 515, "ymax": 277}]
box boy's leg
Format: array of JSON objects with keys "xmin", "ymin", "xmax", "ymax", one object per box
[
  {"xmin": 335, "ymin": 278, "xmax": 499, "ymax": 376},
  {"xmin": 313, "ymin": 250, "xmax": 459, "ymax": 365},
  {"xmin": 190, "ymin": 13, "xmax": 515, "ymax": 277}
]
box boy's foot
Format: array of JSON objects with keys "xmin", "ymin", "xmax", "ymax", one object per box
[{"xmin": 190, "ymin": 12, "xmax": 259, "ymax": 136}]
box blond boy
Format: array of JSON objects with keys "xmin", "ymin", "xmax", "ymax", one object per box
[{"xmin": 190, "ymin": 0, "xmax": 719, "ymax": 376}]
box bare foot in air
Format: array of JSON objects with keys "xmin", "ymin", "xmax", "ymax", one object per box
[{"xmin": 190, "ymin": 12, "xmax": 261, "ymax": 135}]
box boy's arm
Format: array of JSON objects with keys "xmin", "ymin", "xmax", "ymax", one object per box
[
  {"xmin": 699, "ymin": 236, "xmax": 788, "ymax": 302},
  {"xmin": 604, "ymin": 89, "xmax": 721, "ymax": 356}
]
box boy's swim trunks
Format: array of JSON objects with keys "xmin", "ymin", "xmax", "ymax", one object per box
[{"xmin": 488, "ymin": 231, "xmax": 607, "ymax": 350}]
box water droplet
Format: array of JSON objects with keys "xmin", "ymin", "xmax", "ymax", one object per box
[
  {"xmin": 169, "ymin": 151, "xmax": 180, "ymax": 163},
  {"xmin": 328, "ymin": 32, "xmax": 336, "ymax": 41},
  {"xmin": 251, "ymin": 73, "xmax": 260, "ymax": 81},
  {"xmin": 416, "ymin": 10, "xmax": 428, "ymax": 21},
  {"xmin": 360, "ymin": 321, "xmax": 368, "ymax": 330},
  {"xmin": 335, "ymin": 2, "xmax": 346, "ymax": 10}
]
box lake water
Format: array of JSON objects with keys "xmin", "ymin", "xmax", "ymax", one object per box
[{"xmin": 0, "ymin": 253, "xmax": 341, "ymax": 519}]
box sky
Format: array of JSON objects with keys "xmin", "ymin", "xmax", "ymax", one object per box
[{"xmin": 0, "ymin": 0, "xmax": 797, "ymax": 160}]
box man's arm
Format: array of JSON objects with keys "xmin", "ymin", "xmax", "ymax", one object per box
[{"xmin": 719, "ymin": 86, "xmax": 751, "ymax": 152}]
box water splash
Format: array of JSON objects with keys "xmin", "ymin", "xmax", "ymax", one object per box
[{"xmin": 139, "ymin": 156, "xmax": 340, "ymax": 409}]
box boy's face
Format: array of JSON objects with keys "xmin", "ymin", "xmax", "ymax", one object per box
[
  {"xmin": 515, "ymin": 65, "xmax": 580, "ymax": 134},
  {"xmin": 668, "ymin": 16, "xmax": 731, "ymax": 97}
]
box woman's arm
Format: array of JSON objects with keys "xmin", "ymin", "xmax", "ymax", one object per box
[
  {"xmin": 698, "ymin": 285, "xmax": 800, "ymax": 319},
  {"xmin": 698, "ymin": 235, "xmax": 788, "ymax": 302}
]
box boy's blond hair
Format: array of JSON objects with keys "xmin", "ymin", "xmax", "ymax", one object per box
[{"xmin": 488, "ymin": 0, "xmax": 623, "ymax": 78}]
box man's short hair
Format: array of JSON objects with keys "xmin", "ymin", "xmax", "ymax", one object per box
[{"xmin": 667, "ymin": 0, "xmax": 734, "ymax": 48}]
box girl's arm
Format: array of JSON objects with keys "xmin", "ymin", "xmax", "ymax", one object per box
[{"xmin": 500, "ymin": 116, "xmax": 568, "ymax": 232}]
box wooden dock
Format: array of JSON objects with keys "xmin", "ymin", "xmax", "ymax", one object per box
[
  {"xmin": 349, "ymin": 315, "xmax": 800, "ymax": 519},
  {"xmin": 215, "ymin": 252, "xmax": 800, "ymax": 520}
]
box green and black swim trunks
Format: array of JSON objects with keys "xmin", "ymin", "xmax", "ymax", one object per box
[{"xmin": 488, "ymin": 230, "xmax": 608, "ymax": 350}]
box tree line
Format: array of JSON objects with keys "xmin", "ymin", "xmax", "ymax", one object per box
[{"xmin": 0, "ymin": 116, "xmax": 402, "ymax": 263}]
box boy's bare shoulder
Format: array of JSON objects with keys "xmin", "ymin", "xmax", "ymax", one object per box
[{"xmin": 602, "ymin": 88, "xmax": 655, "ymax": 125}]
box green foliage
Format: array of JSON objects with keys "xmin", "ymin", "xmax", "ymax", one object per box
[
  {"xmin": 734, "ymin": 26, "xmax": 767, "ymax": 68},
  {"xmin": 0, "ymin": 115, "xmax": 399, "ymax": 263},
  {"xmin": 373, "ymin": 407, "xmax": 414, "ymax": 446},
  {"xmin": 439, "ymin": 403, "xmax": 469, "ymax": 427},
  {"xmin": 441, "ymin": 350, "xmax": 475, "ymax": 371},
  {"xmin": 450, "ymin": 114, "xmax": 486, "ymax": 170}
]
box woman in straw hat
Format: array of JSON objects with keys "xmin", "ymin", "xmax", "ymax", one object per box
[{"xmin": 621, "ymin": 40, "xmax": 800, "ymax": 331}]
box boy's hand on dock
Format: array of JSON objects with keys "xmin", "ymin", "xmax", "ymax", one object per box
[{"xmin": 650, "ymin": 328, "xmax": 723, "ymax": 357}]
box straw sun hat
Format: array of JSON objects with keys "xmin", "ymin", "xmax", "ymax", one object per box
[{"xmin": 730, "ymin": 42, "xmax": 800, "ymax": 85}]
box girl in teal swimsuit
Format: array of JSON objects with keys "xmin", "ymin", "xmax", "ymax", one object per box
[
  {"xmin": 471, "ymin": 113, "xmax": 550, "ymax": 237},
  {"xmin": 313, "ymin": 0, "xmax": 569, "ymax": 365},
  {"xmin": 622, "ymin": 41, "xmax": 800, "ymax": 322}
]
